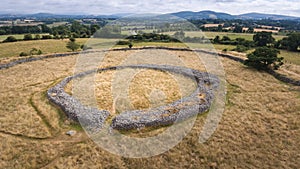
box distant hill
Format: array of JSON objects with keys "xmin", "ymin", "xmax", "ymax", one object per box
[
  {"xmin": 237, "ymin": 12, "xmax": 300, "ymax": 20},
  {"xmin": 170, "ymin": 11, "xmax": 300, "ymax": 20},
  {"xmin": 0, "ymin": 11, "xmax": 299, "ymax": 20},
  {"xmin": 171, "ymin": 10, "xmax": 234, "ymax": 20},
  {"xmin": 0, "ymin": 13, "xmax": 120, "ymax": 19}
]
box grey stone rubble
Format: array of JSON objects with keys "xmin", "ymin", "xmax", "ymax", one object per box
[
  {"xmin": 47, "ymin": 69, "xmax": 110, "ymax": 131},
  {"xmin": 66, "ymin": 130, "xmax": 77, "ymax": 136},
  {"xmin": 47, "ymin": 64, "xmax": 219, "ymax": 131},
  {"xmin": 0, "ymin": 52, "xmax": 79, "ymax": 70},
  {"xmin": 110, "ymin": 65, "xmax": 220, "ymax": 130},
  {"xmin": 1, "ymin": 47, "xmax": 298, "ymax": 86}
]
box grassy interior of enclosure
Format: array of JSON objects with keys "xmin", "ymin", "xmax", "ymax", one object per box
[
  {"xmin": 65, "ymin": 49, "xmax": 203, "ymax": 137},
  {"xmin": 1, "ymin": 44, "xmax": 300, "ymax": 168}
]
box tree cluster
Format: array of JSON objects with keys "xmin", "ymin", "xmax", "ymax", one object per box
[
  {"xmin": 172, "ymin": 31, "xmax": 210, "ymax": 43},
  {"xmin": 213, "ymin": 35, "xmax": 255, "ymax": 52},
  {"xmin": 0, "ymin": 21, "xmax": 102, "ymax": 39},
  {"xmin": 93, "ymin": 25, "xmax": 124, "ymax": 38},
  {"xmin": 126, "ymin": 33, "xmax": 180, "ymax": 42},
  {"xmin": 276, "ymin": 32, "xmax": 300, "ymax": 51}
]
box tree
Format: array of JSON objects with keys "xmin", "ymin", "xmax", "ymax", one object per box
[
  {"xmin": 42, "ymin": 35, "xmax": 52, "ymax": 39},
  {"xmin": 23, "ymin": 34, "xmax": 33, "ymax": 41},
  {"xmin": 0, "ymin": 30, "xmax": 6, "ymax": 35},
  {"xmin": 52, "ymin": 25, "xmax": 70, "ymax": 38},
  {"xmin": 253, "ymin": 32, "xmax": 275, "ymax": 47},
  {"xmin": 128, "ymin": 43, "xmax": 133, "ymax": 48},
  {"xmin": 90, "ymin": 24, "xmax": 100, "ymax": 35},
  {"xmin": 244, "ymin": 47, "xmax": 283, "ymax": 70},
  {"xmin": 247, "ymin": 27, "xmax": 254, "ymax": 33},
  {"xmin": 217, "ymin": 24, "xmax": 223, "ymax": 32},
  {"xmin": 94, "ymin": 26, "xmax": 124, "ymax": 38},
  {"xmin": 66, "ymin": 38, "xmax": 80, "ymax": 52},
  {"xmin": 221, "ymin": 36, "xmax": 231, "ymax": 41},
  {"xmin": 213, "ymin": 35, "xmax": 220, "ymax": 44},
  {"xmin": 41, "ymin": 24, "xmax": 52, "ymax": 33},
  {"xmin": 34, "ymin": 34, "xmax": 41, "ymax": 40},
  {"xmin": 234, "ymin": 45, "xmax": 249, "ymax": 52},
  {"xmin": 3, "ymin": 36, "xmax": 17, "ymax": 43},
  {"xmin": 278, "ymin": 33, "xmax": 300, "ymax": 51},
  {"xmin": 173, "ymin": 30, "xmax": 185, "ymax": 41},
  {"xmin": 233, "ymin": 25, "xmax": 243, "ymax": 33}
]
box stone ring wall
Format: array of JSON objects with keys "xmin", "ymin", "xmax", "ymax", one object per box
[
  {"xmin": 1, "ymin": 47, "xmax": 298, "ymax": 86},
  {"xmin": 47, "ymin": 64, "xmax": 220, "ymax": 131}
]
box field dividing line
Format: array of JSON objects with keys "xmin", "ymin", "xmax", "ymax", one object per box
[
  {"xmin": 0, "ymin": 129, "xmax": 50, "ymax": 140},
  {"xmin": 29, "ymin": 92, "xmax": 56, "ymax": 136}
]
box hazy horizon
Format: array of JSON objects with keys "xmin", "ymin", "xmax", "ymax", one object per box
[{"xmin": 1, "ymin": 0, "xmax": 300, "ymax": 17}]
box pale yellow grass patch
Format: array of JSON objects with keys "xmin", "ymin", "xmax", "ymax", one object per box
[
  {"xmin": 94, "ymin": 49, "xmax": 201, "ymax": 117},
  {"xmin": 0, "ymin": 56, "xmax": 77, "ymax": 138}
]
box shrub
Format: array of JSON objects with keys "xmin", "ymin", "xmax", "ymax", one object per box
[
  {"xmin": 23, "ymin": 34, "xmax": 33, "ymax": 41},
  {"xmin": 81, "ymin": 45, "xmax": 92, "ymax": 50},
  {"xmin": 30, "ymin": 48, "xmax": 42, "ymax": 55},
  {"xmin": 129, "ymin": 43, "xmax": 133, "ymax": 48},
  {"xmin": 19, "ymin": 52, "xmax": 28, "ymax": 57},
  {"xmin": 69, "ymin": 37, "xmax": 76, "ymax": 42},
  {"xmin": 116, "ymin": 40, "xmax": 131, "ymax": 45},
  {"xmin": 213, "ymin": 36, "xmax": 220, "ymax": 43},
  {"xmin": 221, "ymin": 36, "xmax": 231, "ymax": 41},
  {"xmin": 42, "ymin": 35, "xmax": 52, "ymax": 39},
  {"xmin": 233, "ymin": 45, "xmax": 249, "ymax": 52},
  {"xmin": 66, "ymin": 38, "xmax": 80, "ymax": 51},
  {"xmin": 3, "ymin": 36, "xmax": 18, "ymax": 43},
  {"xmin": 71, "ymin": 33, "xmax": 80, "ymax": 38},
  {"xmin": 34, "ymin": 34, "xmax": 41, "ymax": 40}
]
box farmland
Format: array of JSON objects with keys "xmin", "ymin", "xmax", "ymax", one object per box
[
  {"xmin": 0, "ymin": 34, "xmax": 50, "ymax": 42},
  {"xmin": 1, "ymin": 34, "xmax": 300, "ymax": 67},
  {"xmin": 163, "ymin": 31, "xmax": 287, "ymax": 41},
  {"xmin": 0, "ymin": 38, "xmax": 123, "ymax": 59}
]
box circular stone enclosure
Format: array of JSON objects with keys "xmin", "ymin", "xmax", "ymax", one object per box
[{"xmin": 47, "ymin": 64, "xmax": 219, "ymax": 131}]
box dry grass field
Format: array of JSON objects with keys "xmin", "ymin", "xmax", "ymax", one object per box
[
  {"xmin": 0, "ymin": 34, "xmax": 51, "ymax": 42},
  {"xmin": 0, "ymin": 46, "xmax": 300, "ymax": 168},
  {"xmin": 0, "ymin": 39, "xmax": 87, "ymax": 58}
]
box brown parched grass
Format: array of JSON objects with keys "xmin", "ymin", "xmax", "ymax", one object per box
[{"xmin": 0, "ymin": 47, "xmax": 299, "ymax": 168}]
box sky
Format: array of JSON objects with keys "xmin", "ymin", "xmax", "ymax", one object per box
[{"xmin": 2, "ymin": 0, "xmax": 300, "ymax": 17}]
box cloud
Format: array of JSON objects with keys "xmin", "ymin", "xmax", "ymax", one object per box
[{"xmin": 0, "ymin": 0, "xmax": 299, "ymax": 16}]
